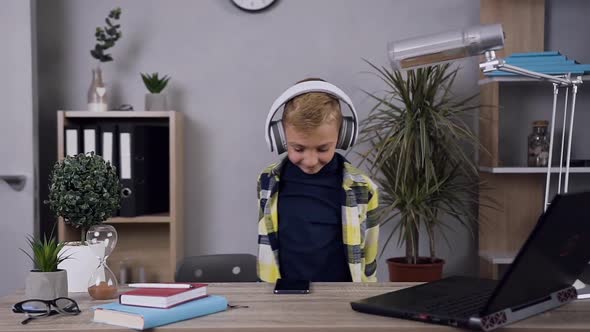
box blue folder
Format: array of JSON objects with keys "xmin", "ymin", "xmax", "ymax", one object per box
[{"xmin": 485, "ymin": 51, "xmax": 590, "ymax": 76}]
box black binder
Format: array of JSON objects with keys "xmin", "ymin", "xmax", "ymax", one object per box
[
  {"xmin": 118, "ymin": 123, "xmax": 170, "ymax": 217},
  {"xmin": 64, "ymin": 124, "xmax": 82, "ymax": 157}
]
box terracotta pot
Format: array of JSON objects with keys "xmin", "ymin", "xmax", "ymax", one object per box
[{"xmin": 386, "ymin": 257, "xmax": 445, "ymax": 282}]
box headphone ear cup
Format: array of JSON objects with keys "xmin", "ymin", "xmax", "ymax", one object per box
[
  {"xmin": 269, "ymin": 121, "xmax": 287, "ymax": 154},
  {"xmin": 337, "ymin": 116, "xmax": 355, "ymax": 150}
]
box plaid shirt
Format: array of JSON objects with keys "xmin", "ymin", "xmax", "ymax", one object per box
[{"xmin": 257, "ymin": 156, "xmax": 379, "ymax": 282}]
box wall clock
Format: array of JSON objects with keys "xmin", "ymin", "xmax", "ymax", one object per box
[{"xmin": 231, "ymin": 0, "xmax": 277, "ymax": 12}]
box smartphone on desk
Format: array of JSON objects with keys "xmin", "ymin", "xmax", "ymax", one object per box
[{"xmin": 273, "ymin": 278, "xmax": 310, "ymax": 294}]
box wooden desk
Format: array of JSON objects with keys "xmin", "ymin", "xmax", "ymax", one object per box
[{"xmin": 1, "ymin": 282, "xmax": 589, "ymax": 331}]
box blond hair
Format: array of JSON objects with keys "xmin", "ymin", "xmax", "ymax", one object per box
[{"xmin": 282, "ymin": 78, "xmax": 342, "ymax": 133}]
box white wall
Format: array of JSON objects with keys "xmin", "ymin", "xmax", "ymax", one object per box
[
  {"xmin": 0, "ymin": 0, "xmax": 37, "ymax": 296},
  {"xmin": 36, "ymin": 0, "xmax": 481, "ymax": 281}
]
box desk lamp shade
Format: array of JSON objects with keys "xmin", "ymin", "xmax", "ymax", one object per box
[{"xmin": 388, "ymin": 23, "xmax": 505, "ymax": 70}]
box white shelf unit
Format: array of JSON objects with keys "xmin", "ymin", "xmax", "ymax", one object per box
[
  {"xmin": 479, "ymin": 166, "xmax": 590, "ymax": 174},
  {"xmin": 480, "ymin": 251, "xmax": 517, "ymax": 265}
]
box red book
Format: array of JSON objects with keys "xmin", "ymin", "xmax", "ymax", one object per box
[{"xmin": 119, "ymin": 283, "xmax": 207, "ymax": 309}]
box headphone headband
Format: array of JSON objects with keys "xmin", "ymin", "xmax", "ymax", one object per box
[{"xmin": 264, "ymin": 81, "xmax": 359, "ymax": 152}]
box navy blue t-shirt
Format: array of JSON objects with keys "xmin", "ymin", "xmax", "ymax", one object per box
[{"xmin": 277, "ymin": 154, "xmax": 352, "ymax": 282}]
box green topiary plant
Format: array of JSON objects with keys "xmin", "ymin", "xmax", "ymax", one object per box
[
  {"xmin": 141, "ymin": 73, "xmax": 171, "ymax": 93},
  {"xmin": 90, "ymin": 7, "xmax": 122, "ymax": 62},
  {"xmin": 46, "ymin": 153, "xmax": 121, "ymax": 242},
  {"xmin": 20, "ymin": 228, "xmax": 71, "ymax": 272}
]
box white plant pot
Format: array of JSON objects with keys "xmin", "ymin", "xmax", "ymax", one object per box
[
  {"xmin": 145, "ymin": 93, "xmax": 168, "ymax": 111},
  {"xmin": 58, "ymin": 243, "xmax": 100, "ymax": 293},
  {"xmin": 25, "ymin": 270, "xmax": 68, "ymax": 300}
]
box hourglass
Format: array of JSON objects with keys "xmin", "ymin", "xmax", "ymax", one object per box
[{"xmin": 86, "ymin": 224, "xmax": 118, "ymax": 300}]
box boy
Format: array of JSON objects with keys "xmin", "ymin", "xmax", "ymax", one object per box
[{"xmin": 257, "ymin": 79, "xmax": 379, "ymax": 283}]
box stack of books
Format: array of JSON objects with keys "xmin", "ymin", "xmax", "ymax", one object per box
[{"xmin": 93, "ymin": 283, "xmax": 227, "ymax": 330}]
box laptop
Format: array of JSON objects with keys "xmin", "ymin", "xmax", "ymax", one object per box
[{"xmin": 351, "ymin": 192, "xmax": 590, "ymax": 331}]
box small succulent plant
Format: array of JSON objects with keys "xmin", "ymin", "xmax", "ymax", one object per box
[
  {"xmin": 141, "ymin": 72, "xmax": 172, "ymax": 94},
  {"xmin": 21, "ymin": 228, "xmax": 71, "ymax": 272}
]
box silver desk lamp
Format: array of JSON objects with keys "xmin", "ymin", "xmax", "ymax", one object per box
[{"xmin": 388, "ymin": 23, "xmax": 585, "ymax": 297}]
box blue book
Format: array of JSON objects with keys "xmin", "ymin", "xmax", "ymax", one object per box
[
  {"xmin": 509, "ymin": 51, "xmax": 561, "ymax": 57},
  {"xmin": 93, "ymin": 295, "xmax": 227, "ymax": 330}
]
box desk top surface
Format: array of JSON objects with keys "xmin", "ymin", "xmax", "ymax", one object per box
[{"xmin": 1, "ymin": 282, "xmax": 589, "ymax": 332}]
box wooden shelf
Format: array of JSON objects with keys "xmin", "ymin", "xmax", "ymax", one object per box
[
  {"xmin": 106, "ymin": 213, "xmax": 172, "ymax": 224},
  {"xmin": 478, "ymin": 0, "xmax": 547, "ymax": 280},
  {"xmin": 61, "ymin": 110, "xmax": 177, "ymax": 118},
  {"xmin": 56, "ymin": 110, "xmax": 184, "ymax": 282},
  {"xmin": 479, "ymin": 166, "xmax": 590, "ymax": 174}
]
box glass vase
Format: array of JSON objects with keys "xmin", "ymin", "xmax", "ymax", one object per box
[
  {"xmin": 527, "ymin": 120, "xmax": 550, "ymax": 167},
  {"xmin": 87, "ymin": 66, "xmax": 108, "ymax": 112}
]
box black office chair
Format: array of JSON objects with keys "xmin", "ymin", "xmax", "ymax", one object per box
[{"xmin": 175, "ymin": 254, "xmax": 258, "ymax": 282}]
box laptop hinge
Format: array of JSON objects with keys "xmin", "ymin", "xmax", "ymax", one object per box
[{"xmin": 468, "ymin": 286, "xmax": 577, "ymax": 331}]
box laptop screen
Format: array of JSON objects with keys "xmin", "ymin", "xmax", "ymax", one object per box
[{"xmin": 483, "ymin": 192, "xmax": 590, "ymax": 314}]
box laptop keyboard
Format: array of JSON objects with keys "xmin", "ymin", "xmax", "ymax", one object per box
[{"xmin": 424, "ymin": 287, "xmax": 495, "ymax": 318}]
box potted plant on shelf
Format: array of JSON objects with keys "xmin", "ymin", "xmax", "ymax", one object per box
[
  {"xmin": 88, "ymin": 7, "xmax": 122, "ymax": 112},
  {"xmin": 21, "ymin": 229, "xmax": 71, "ymax": 300},
  {"xmin": 141, "ymin": 72, "xmax": 171, "ymax": 111},
  {"xmin": 46, "ymin": 152, "xmax": 121, "ymax": 292},
  {"xmin": 356, "ymin": 61, "xmax": 482, "ymax": 281}
]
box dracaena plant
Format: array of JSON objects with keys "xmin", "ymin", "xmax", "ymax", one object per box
[
  {"xmin": 356, "ymin": 60, "xmax": 484, "ymax": 264},
  {"xmin": 90, "ymin": 7, "xmax": 122, "ymax": 62},
  {"xmin": 20, "ymin": 229, "xmax": 71, "ymax": 272},
  {"xmin": 141, "ymin": 72, "xmax": 171, "ymax": 93},
  {"xmin": 46, "ymin": 152, "xmax": 121, "ymax": 243}
]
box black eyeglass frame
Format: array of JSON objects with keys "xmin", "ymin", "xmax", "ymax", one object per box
[{"xmin": 12, "ymin": 297, "xmax": 81, "ymax": 325}]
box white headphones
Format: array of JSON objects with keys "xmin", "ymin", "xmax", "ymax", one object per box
[{"xmin": 264, "ymin": 80, "xmax": 359, "ymax": 154}]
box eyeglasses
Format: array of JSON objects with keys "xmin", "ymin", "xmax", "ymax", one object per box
[{"xmin": 12, "ymin": 297, "xmax": 81, "ymax": 325}]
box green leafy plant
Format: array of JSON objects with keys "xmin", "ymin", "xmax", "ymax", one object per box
[
  {"xmin": 141, "ymin": 73, "xmax": 171, "ymax": 93},
  {"xmin": 46, "ymin": 153, "xmax": 121, "ymax": 242},
  {"xmin": 357, "ymin": 61, "xmax": 483, "ymax": 265},
  {"xmin": 90, "ymin": 7, "xmax": 122, "ymax": 62},
  {"xmin": 20, "ymin": 228, "xmax": 71, "ymax": 272}
]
